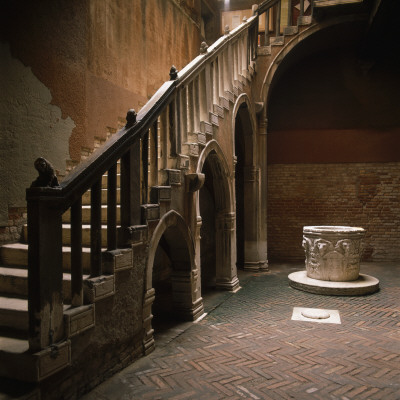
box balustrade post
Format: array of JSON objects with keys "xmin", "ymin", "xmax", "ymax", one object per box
[
  {"xmin": 174, "ymin": 94, "xmax": 182, "ymax": 153},
  {"xmin": 90, "ymin": 179, "xmax": 102, "ymax": 277},
  {"xmin": 149, "ymin": 120, "xmax": 158, "ymax": 191},
  {"xmin": 27, "ymin": 189, "xmax": 64, "ymax": 351},
  {"xmin": 287, "ymin": 0, "xmax": 293, "ymax": 27},
  {"xmin": 179, "ymin": 87, "xmax": 188, "ymax": 146},
  {"xmin": 168, "ymin": 101, "xmax": 178, "ymax": 158},
  {"xmin": 187, "ymin": 82, "xmax": 194, "ymax": 134},
  {"xmin": 71, "ymin": 198, "xmax": 83, "ymax": 306},
  {"xmin": 212, "ymin": 60, "xmax": 219, "ymax": 105},
  {"xmin": 204, "ymin": 64, "xmax": 212, "ymax": 115},
  {"xmin": 142, "ymin": 132, "xmax": 149, "ymax": 204},
  {"xmin": 160, "ymin": 108, "xmax": 168, "ymax": 170},
  {"xmin": 107, "ymin": 164, "xmax": 117, "ymax": 251},
  {"xmin": 193, "ymin": 78, "xmax": 200, "ymax": 132},
  {"xmin": 265, "ymin": 10, "xmax": 270, "ymax": 45},
  {"xmin": 275, "ymin": 1, "xmax": 282, "ymax": 38},
  {"xmin": 218, "ymin": 55, "xmax": 224, "ymax": 99},
  {"xmin": 241, "ymin": 34, "xmax": 248, "ymax": 72},
  {"xmin": 233, "ymin": 42, "xmax": 238, "ymax": 81},
  {"xmin": 120, "ymin": 138, "xmax": 141, "ymax": 245}
]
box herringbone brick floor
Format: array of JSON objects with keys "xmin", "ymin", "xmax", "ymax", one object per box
[{"xmin": 83, "ymin": 263, "xmax": 400, "ymax": 400}]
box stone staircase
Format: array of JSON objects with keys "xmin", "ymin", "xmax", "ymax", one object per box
[
  {"xmin": 0, "ymin": 7, "xmax": 318, "ymax": 386},
  {"xmin": 0, "ymin": 167, "xmax": 126, "ymax": 382}
]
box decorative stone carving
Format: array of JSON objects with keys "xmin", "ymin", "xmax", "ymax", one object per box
[
  {"xmin": 200, "ymin": 41, "xmax": 208, "ymax": 54},
  {"xmin": 31, "ymin": 157, "xmax": 60, "ymax": 188},
  {"xmin": 125, "ymin": 109, "xmax": 137, "ymax": 127},
  {"xmin": 302, "ymin": 226, "xmax": 365, "ymax": 281},
  {"xmin": 185, "ymin": 173, "xmax": 205, "ymax": 193},
  {"xmin": 169, "ymin": 65, "xmax": 178, "ymax": 80}
]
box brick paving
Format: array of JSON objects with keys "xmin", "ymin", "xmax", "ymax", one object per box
[{"xmin": 83, "ymin": 263, "xmax": 400, "ymax": 400}]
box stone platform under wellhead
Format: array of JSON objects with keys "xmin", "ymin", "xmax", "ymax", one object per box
[{"xmin": 288, "ymin": 270, "xmax": 380, "ymax": 296}]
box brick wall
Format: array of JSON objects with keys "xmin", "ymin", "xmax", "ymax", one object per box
[
  {"xmin": 267, "ymin": 163, "xmax": 400, "ymax": 262},
  {"xmin": 0, "ymin": 207, "xmax": 27, "ymax": 244}
]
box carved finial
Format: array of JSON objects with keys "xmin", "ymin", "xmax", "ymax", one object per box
[
  {"xmin": 251, "ymin": 4, "xmax": 258, "ymax": 16},
  {"xmin": 243, "ymin": 16, "xmax": 248, "ymax": 23},
  {"xmin": 31, "ymin": 157, "xmax": 60, "ymax": 188},
  {"xmin": 200, "ymin": 41, "xmax": 208, "ymax": 54},
  {"xmin": 126, "ymin": 109, "xmax": 137, "ymax": 127},
  {"xmin": 169, "ymin": 65, "xmax": 178, "ymax": 80},
  {"xmin": 224, "ymin": 25, "xmax": 230, "ymax": 35}
]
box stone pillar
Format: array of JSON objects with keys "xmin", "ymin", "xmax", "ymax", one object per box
[
  {"xmin": 243, "ymin": 165, "xmax": 268, "ymax": 271},
  {"xmin": 194, "ymin": 216, "xmax": 203, "ymax": 301},
  {"xmin": 142, "ymin": 288, "xmax": 155, "ymax": 355},
  {"xmin": 257, "ymin": 117, "xmax": 269, "ymax": 270},
  {"xmin": 216, "ymin": 212, "xmax": 240, "ymax": 291},
  {"xmin": 171, "ymin": 269, "xmax": 204, "ymax": 321}
]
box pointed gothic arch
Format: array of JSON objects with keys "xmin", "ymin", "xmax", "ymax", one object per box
[
  {"xmin": 232, "ymin": 94, "xmax": 267, "ymax": 271},
  {"xmin": 142, "ymin": 210, "xmax": 204, "ymax": 353},
  {"xmin": 196, "ymin": 140, "xmax": 239, "ymax": 291}
]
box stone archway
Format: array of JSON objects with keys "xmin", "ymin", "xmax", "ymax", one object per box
[
  {"xmin": 233, "ymin": 94, "xmax": 267, "ymax": 271},
  {"xmin": 142, "ymin": 210, "xmax": 204, "ymax": 354},
  {"xmin": 196, "ymin": 140, "xmax": 239, "ymax": 292}
]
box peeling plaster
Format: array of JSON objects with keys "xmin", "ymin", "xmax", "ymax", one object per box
[{"xmin": 0, "ymin": 42, "xmax": 74, "ymax": 225}]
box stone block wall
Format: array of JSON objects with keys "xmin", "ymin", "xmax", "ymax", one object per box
[
  {"xmin": 0, "ymin": 207, "xmax": 27, "ymax": 244},
  {"xmin": 267, "ymin": 162, "xmax": 400, "ymax": 262}
]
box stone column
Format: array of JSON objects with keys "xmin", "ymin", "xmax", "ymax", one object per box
[
  {"xmin": 142, "ymin": 288, "xmax": 155, "ymax": 355},
  {"xmin": 171, "ymin": 269, "xmax": 204, "ymax": 321},
  {"xmin": 216, "ymin": 212, "xmax": 240, "ymax": 291},
  {"xmin": 243, "ymin": 165, "xmax": 268, "ymax": 271},
  {"xmin": 257, "ymin": 117, "xmax": 269, "ymax": 270}
]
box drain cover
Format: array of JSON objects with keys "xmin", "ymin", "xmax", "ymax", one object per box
[
  {"xmin": 292, "ymin": 307, "xmax": 341, "ymax": 324},
  {"xmin": 301, "ymin": 310, "xmax": 330, "ymax": 320}
]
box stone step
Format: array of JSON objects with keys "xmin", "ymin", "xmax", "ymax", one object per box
[
  {"xmin": 0, "ymin": 266, "xmax": 28, "ymax": 298},
  {"xmin": 61, "ymin": 224, "xmax": 111, "ymax": 247},
  {"xmin": 101, "ymin": 173, "xmax": 121, "ymax": 189},
  {"xmin": 0, "ymin": 297, "xmax": 28, "ymax": 332},
  {"xmin": 0, "ymin": 243, "xmax": 92, "ymax": 273},
  {"xmin": 22, "ymin": 224, "xmax": 115, "ymax": 248},
  {"xmin": 62, "ymin": 205, "xmax": 121, "ymax": 224},
  {"xmin": 0, "ymin": 266, "xmax": 89, "ymax": 303},
  {"xmin": 0, "ymin": 336, "xmax": 71, "ymax": 382},
  {"xmin": 82, "ymin": 188, "xmax": 121, "ymax": 206}
]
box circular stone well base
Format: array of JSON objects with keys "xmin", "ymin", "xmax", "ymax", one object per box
[{"xmin": 288, "ymin": 271, "xmax": 379, "ymax": 296}]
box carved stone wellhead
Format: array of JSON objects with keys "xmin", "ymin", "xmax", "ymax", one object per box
[{"xmin": 302, "ymin": 226, "xmax": 365, "ymax": 281}]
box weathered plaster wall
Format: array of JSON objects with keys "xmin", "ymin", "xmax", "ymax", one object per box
[
  {"xmin": 86, "ymin": 0, "xmax": 202, "ymax": 155},
  {"xmin": 0, "ymin": 42, "xmax": 73, "ymax": 226},
  {"xmin": 0, "ymin": 0, "xmax": 204, "ymax": 237}
]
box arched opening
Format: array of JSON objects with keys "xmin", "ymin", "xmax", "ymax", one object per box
[
  {"xmin": 234, "ymin": 103, "xmax": 253, "ymax": 269},
  {"xmin": 233, "ymin": 97, "xmax": 266, "ymax": 271},
  {"xmin": 265, "ymin": 18, "xmax": 400, "ymax": 262},
  {"xmin": 196, "ymin": 141, "xmax": 239, "ymax": 292},
  {"xmin": 151, "ymin": 233, "xmax": 175, "ymax": 331},
  {"xmin": 143, "ymin": 211, "xmax": 203, "ymax": 352},
  {"xmin": 199, "ymin": 156, "xmax": 217, "ymax": 290}
]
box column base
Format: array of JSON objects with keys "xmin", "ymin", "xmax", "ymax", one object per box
[
  {"xmin": 216, "ymin": 276, "xmax": 240, "ymax": 292},
  {"xmin": 243, "ymin": 260, "xmax": 268, "ymax": 272},
  {"xmin": 174, "ymin": 297, "xmax": 204, "ymax": 321}
]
